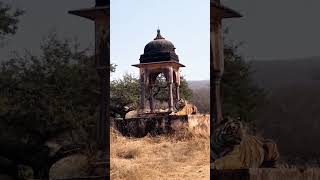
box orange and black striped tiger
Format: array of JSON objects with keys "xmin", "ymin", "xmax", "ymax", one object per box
[
  {"xmin": 174, "ymin": 99, "xmax": 198, "ymax": 115},
  {"xmin": 212, "ymin": 117, "xmax": 280, "ymax": 169}
]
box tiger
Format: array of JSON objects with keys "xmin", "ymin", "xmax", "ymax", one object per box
[
  {"xmin": 124, "ymin": 99, "xmax": 198, "ymax": 118},
  {"xmin": 173, "ymin": 99, "xmax": 198, "ymax": 116},
  {"xmin": 211, "ymin": 117, "xmax": 280, "ymax": 170}
]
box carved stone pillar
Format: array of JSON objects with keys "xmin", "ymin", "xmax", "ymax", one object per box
[
  {"xmin": 175, "ymin": 84, "xmax": 180, "ymax": 101},
  {"xmin": 95, "ymin": 16, "xmax": 109, "ymax": 154},
  {"xmin": 211, "ymin": 16, "xmax": 224, "ymax": 124},
  {"xmin": 212, "ymin": 73, "xmax": 223, "ymax": 123},
  {"xmin": 211, "ymin": 0, "xmax": 242, "ymax": 124},
  {"xmin": 68, "ymin": 2, "xmax": 110, "ymax": 177},
  {"xmin": 168, "ymin": 67, "xmax": 174, "ymax": 112},
  {"xmin": 140, "ymin": 69, "xmax": 146, "ymax": 112},
  {"xmin": 149, "ymin": 84, "xmax": 155, "ymax": 113},
  {"xmin": 168, "ymin": 82, "xmax": 174, "ymax": 112},
  {"xmin": 174, "ymin": 69, "xmax": 181, "ymax": 103}
]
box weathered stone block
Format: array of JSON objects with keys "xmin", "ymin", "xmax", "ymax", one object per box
[
  {"xmin": 112, "ymin": 115, "xmax": 188, "ymax": 137},
  {"xmin": 212, "ymin": 168, "xmax": 320, "ymax": 180}
]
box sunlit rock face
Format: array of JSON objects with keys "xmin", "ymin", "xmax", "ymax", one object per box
[
  {"xmin": 49, "ymin": 154, "xmax": 90, "ymax": 179},
  {"xmin": 187, "ymin": 115, "xmax": 210, "ymax": 137},
  {"xmin": 114, "ymin": 101, "xmax": 209, "ymax": 138}
]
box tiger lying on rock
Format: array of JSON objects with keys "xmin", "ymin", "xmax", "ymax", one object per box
[
  {"xmin": 211, "ymin": 117, "xmax": 280, "ymax": 170},
  {"xmin": 173, "ymin": 99, "xmax": 198, "ymax": 116},
  {"xmin": 124, "ymin": 99, "xmax": 198, "ymax": 118}
]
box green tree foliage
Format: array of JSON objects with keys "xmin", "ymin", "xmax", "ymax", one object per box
[
  {"xmin": 221, "ymin": 41, "xmax": 266, "ymax": 124},
  {"xmin": 0, "ymin": 33, "xmax": 116, "ymax": 178},
  {"xmin": 0, "ymin": 1, "xmax": 24, "ymax": 40},
  {"xmin": 110, "ymin": 73, "xmax": 140, "ymax": 118},
  {"xmin": 0, "ymin": 33, "xmax": 99, "ymax": 145},
  {"xmin": 179, "ymin": 76, "xmax": 193, "ymax": 101}
]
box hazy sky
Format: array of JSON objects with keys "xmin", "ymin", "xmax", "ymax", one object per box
[
  {"xmin": 222, "ymin": 0, "xmax": 320, "ymax": 60},
  {"xmin": 110, "ymin": 0, "xmax": 210, "ymax": 80},
  {"xmin": 0, "ymin": 0, "xmax": 94, "ymax": 58},
  {"xmin": 1, "ymin": 0, "xmax": 320, "ymax": 80}
]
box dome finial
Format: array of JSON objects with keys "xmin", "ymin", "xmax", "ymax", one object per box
[{"xmin": 154, "ymin": 27, "xmax": 164, "ymax": 40}]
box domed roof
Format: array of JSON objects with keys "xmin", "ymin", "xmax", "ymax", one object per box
[
  {"xmin": 139, "ymin": 29, "xmax": 179, "ymax": 64},
  {"xmin": 144, "ymin": 29, "xmax": 176, "ymax": 54}
]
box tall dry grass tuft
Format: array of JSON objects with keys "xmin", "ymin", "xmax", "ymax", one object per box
[{"xmin": 110, "ymin": 115, "xmax": 210, "ymax": 180}]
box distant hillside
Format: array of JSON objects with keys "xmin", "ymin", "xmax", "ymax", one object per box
[
  {"xmin": 187, "ymin": 80, "xmax": 210, "ymax": 113},
  {"xmin": 188, "ymin": 57, "xmax": 320, "ymax": 91},
  {"xmin": 251, "ymin": 57, "xmax": 320, "ymax": 165},
  {"xmin": 251, "ymin": 57, "xmax": 320, "ymax": 91},
  {"xmin": 189, "ymin": 57, "xmax": 320, "ymax": 164},
  {"xmin": 188, "ymin": 80, "xmax": 210, "ymax": 90}
]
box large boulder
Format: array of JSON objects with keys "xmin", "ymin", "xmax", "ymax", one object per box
[
  {"xmin": 124, "ymin": 110, "xmax": 139, "ymax": 119},
  {"xmin": 187, "ymin": 114, "xmax": 210, "ymax": 136},
  {"xmin": 49, "ymin": 154, "xmax": 90, "ymax": 180}
]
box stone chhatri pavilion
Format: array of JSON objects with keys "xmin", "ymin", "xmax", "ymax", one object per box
[{"xmin": 133, "ymin": 29, "xmax": 185, "ymax": 113}]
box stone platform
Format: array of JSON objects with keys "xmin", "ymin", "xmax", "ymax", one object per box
[
  {"xmin": 112, "ymin": 114, "xmax": 189, "ymax": 137},
  {"xmin": 212, "ymin": 168, "xmax": 320, "ymax": 180}
]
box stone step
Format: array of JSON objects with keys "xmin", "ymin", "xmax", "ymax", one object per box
[
  {"xmin": 112, "ymin": 115, "xmax": 188, "ymax": 137},
  {"xmin": 212, "ymin": 168, "xmax": 320, "ymax": 180},
  {"xmin": 53, "ymin": 175, "xmax": 109, "ymax": 180}
]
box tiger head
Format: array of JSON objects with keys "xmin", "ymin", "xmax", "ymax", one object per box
[
  {"xmin": 175, "ymin": 98, "xmax": 187, "ymax": 111},
  {"xmin": 212, "ymin": 117, "xmax": 280, "ymax": 169},
  {"xmin": 219, "ymin": 118, "xmax": 244, "ymax": 145},
  {"xmin": 213, "ymin": 117, "xmax": 244, "ymax": 156}
]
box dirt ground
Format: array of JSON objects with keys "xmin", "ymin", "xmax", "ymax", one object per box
[{"xmin": 110, "ymin": 120, "xmax": 210, "ymax": 180}]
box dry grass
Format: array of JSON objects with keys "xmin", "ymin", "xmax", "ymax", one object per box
[{"xmin": 110, "ymin": 116, "xmax": 210, "ymax": 180}]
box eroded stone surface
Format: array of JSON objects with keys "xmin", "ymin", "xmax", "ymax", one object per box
[
  {"xmin": 113, "ymin": 115, "xmax": 188, "ymax": 137},
  {"xmin": 49, "ymin": 154, "xmax": 90, "ymax": 179}
]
